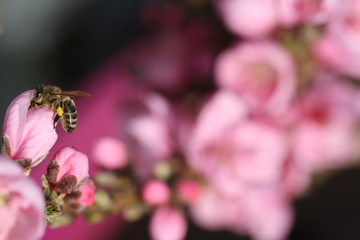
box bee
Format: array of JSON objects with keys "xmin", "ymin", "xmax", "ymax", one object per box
[{"xmin": 30, "ymin": 85, "xmax": 90, "ymax": 133}]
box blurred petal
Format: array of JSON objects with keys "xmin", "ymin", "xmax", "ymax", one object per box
[
  {"xmin": 150, "ymin": 206, "xmax": 187, "ymax": 240},
  {"xmin": 216, "ymin": 41, "xmax": 296, "ymax": 115},
  {"xmin": 216, "ymin": 0, "xmax": 277, "ymax": 38},
  {"xmin": 0, "ymin": 155, "xmax": 45, "ymax": 240},
  {"xmin": 77, "ymin": 180, "xmax": 95, "ymax": 207}
]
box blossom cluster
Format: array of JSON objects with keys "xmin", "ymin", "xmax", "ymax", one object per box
[
  {"xmin": 86, "ymin": 1, "xmax": 360, "ymax": 240},
  {"xmin": 0, "ymin": 90, "xmax": 94, "ymax": 239},
  {"xmin": 2, "ymin": 0, "xmax": 360, "ymax": 240}
]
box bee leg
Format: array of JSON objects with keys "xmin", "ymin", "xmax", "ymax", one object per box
[{"xmin": 53, "ymin": 114, "xmax": 60, "ymax": 129}]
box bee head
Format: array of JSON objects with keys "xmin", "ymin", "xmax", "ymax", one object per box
[{"xmin": 30, "ymin": 85, "xmax": 45, "ymax": 107}]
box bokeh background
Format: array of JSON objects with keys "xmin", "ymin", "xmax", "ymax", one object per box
[
  {"xmin": 0, "ymin": 0, "xmax": 142, "ymax": 127},
  {"xmin": 1, "ymin": 0, "xmax": 360, "ymax": 240}
]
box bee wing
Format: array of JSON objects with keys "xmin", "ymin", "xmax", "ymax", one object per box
[{"xmin": 56, "ymin": 91, "xmax": 91, "ymax": 98}]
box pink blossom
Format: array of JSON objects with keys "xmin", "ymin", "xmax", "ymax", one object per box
[
  {"xmin": 175, "ymin": 179, "xmax": 201, "ymax": 204},
  {"xmin": 92, "ymin": 137, "xmax": 127, "ymax": 169},
  {"xmin": 47, "ymin": 146, "xmax": 89, "ymax": 193},
  {"xmin": 190, "ymin": 187, "xmax": 247, "ymax": 233},
  {"xmin": 281, "ymin": 160, "xmax": 311, "ymax": 197},
  {"xmin": 314, "ymin": 0, "xmax": 360, "ymax": 77},
  {"xmin": 76, "ymin": 180, "xmax": 95, "ymax": 207},
  {"xmin": 2, "ymin": 90, "xmax": 58, "ymax": 169},
  {"xmin": 150, "ymin": 206, "xmax": 187, "ymax": 240},
  {"xmin": 278, "ymin": 0, "xmax": 342, "ymax": 26},
  {"xmin": 215, "ymin": 0, "xmax": 278, "ymax": 38},
  {"xmin": 291, "ymin": 76, "xmax": 358, "ymax": 173},
  {"xmin": 141, "ymin": 180, "xmax": 170, "ymax": 205},
  {"xmin": 186, "ymin": 91, "xmax": 288, "ymax": 196},
  {"xmin": 0, "ymin": 155, "xmax": 45, "ymax": 240},
  {"xmin": 244, "ymin": 189, "xmax": 293, "ymax": 240},
  {"xmin": 122, "ymin": 93, "xmax": 175, "ymax": 179},
  {"xmin": 190, "ymin": 187, "xmax": 293, "ymax": 240},
  {"xmin": 215, "ymin": 41, "xmax": 296, "ymax": 116}
]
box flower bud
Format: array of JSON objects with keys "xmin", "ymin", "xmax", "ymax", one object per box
[
  {"xmin": 175, "ymin": 179, "xmax": 201, "ymax": 204},
  {"xmin": 150, "ymin": 206, "xmax": 187, "ymax": 240},
  {"xmin": 47, "ymin": 146, "xmax": 89, "ymax": 194},
  {"xmin": 76, "ymin": 180, "xmax": 95, "ymax": 207},
  {"xmin": 92, "ymin": 137, "xmax": 127, "ymax": 169},
  {"xmin": 141, "ymin": 180, "xmax": 170, "ymax": 205}
]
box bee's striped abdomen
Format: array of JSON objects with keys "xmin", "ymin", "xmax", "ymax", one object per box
[{"xmin": 61, "ymin": 98, "xmax": 77, "ymax": 133}]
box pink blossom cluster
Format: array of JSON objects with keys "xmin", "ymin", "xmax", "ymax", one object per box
[
  {"xmin": 87, "ymin": 1, "xmax": 360, "ymax": 240},
  {"xmin": 0, "ymin": 89, "xmax": 94, "ymax": 239}
]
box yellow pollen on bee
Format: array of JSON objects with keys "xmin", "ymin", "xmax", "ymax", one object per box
[{"xmin": 57, "ymin": 107, "xmax": 64, "ymax": 116}]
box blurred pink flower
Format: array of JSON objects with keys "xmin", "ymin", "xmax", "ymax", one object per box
[
  {"xmin": 92, "ymin": 137, "xmax": 127, "ymax": 169},
  {"xmin": 150, "ymin": 206, "xmax": 187, "ymax": 240},
  {"xmin": 47, "ymin": 146, "xmax": 89, "ymax": 193},
  {"xmin": 186, "ymin": 91, "xmax": 288, "ymax": 196},
  {"xmin": 141, "ymin": 180, "xmax": 170, "ymax": 205},
  {"xmin": 76, "ymin": 180, "xmax": 95, "ymax": 207},
  {"xmin": 291, "ymin": 76, "xmax": 359, "ymax": 173},
  {"xmin": 278, "ymin": 0, "xmax": 341, "ymax": 26},
  {"xmin": 190, "ymin": 187, "xmax": 246, "ymax": 233},
  {"xmin": 215, "ymin": 41, "xmax": 296, "ymax": 116},
  {"xmin": 281, "ymin": 160, "xmax": 311, "ymax": 197},
  {"xmin": 0, "ymin": 155, "xmax": 45, "ymax": 240},
  {"xmin": 122, "ymin": 92, "xmax": 175, "ymax": 179},
  {"xmin": 190, "ymin": 187, "xmax": 293, "ymax": 240},
  {"xmin": 215, "ymin": 0, "xmax": 278, "ymax": 38},
  {"xmin": 2, "ymin": 90, "xmax": 58, "ymax": 170},
  {"xmin": 244, "ymin": 189, "xmax": 293, "ymax": 240},
  {"xmin": 175, "ymin": 179, "xmax": 201, "ymax": 204},
  {"xmin": 314, "ymin": 0, "xmax": 360, "ymax": 77}
]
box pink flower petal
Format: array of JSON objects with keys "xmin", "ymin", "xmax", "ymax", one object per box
[
  {"xmin": 3, "ymin": 90, "xmax": 33, "ymax": 156},
  {"xmin": 190, "ymin": 90, "xmax": 248, "ymax": 145},
  {"xmin": 215, "ymin": 0, "xmax": 278, "ymax": 38},
  {"xmin": 245, "ymin": 189, "xmax": 293, "ymax": 240},
  {"xmin": 54, "ymin": 146, "xmax": 89, "ymax": 183},
  {"xmin": 150, "ymin": 206, "xmax": 187, "ymax": 240},
  {"xmin": 13, "ymin": 108, "xmax": 58, "ymax": 165},
  {"xmin": 215, "ymin": 41, "xmax": 296, "ymax": 115}
]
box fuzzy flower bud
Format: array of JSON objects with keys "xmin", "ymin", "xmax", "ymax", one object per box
[
  {"xmin": 92, "ymin": 136, "xmax": 128, "ymax": 169},
  {"xmin": 150, "ymin": 206, "xmax": 187, "ymax": 240},
  {"xmin": 175, "ymin": 179, "xmax": 201, "ymax": 204},
  {"xmin": 141, "ymin": 180, "xmax": 170, "ymax": 205},
  {"xmin": 47, "ymin": 146, "xmax": 89, "ymax": 194},
  {"xmin": 76, "ymin": 180, "xmax": 96, "ymax": 207},
  {"xmin": 0, "ymin": 155, "xmax": 45, "ymax": 240},
  {"xmin": 2, "ymin": 90, "xmax": 58, "ymax": 173}
]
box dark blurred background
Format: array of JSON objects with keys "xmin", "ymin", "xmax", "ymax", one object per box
[
  {"xmin": 0, "ymin": 0, "xmax": 142, "ymax": 129},
  {"xmin": 1, "ymin": 1, "xmax": 360, "ymax": 240}
]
